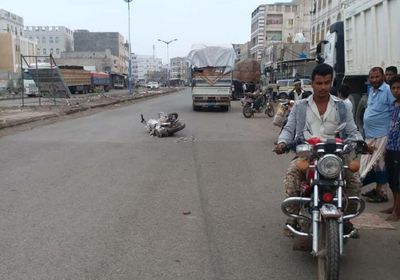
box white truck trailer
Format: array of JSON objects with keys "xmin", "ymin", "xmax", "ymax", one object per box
[
  {"xmin": 316, "ymin": 0, "xmax": 400, "ymax": 130},
  {"xmin": 187, "ymin": 45, "xmax": 235, "ymax": 111}
]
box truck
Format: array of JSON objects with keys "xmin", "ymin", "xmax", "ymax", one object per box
[
  {"xmin": 187, "ymin": 45, "xmax": 235, "ymax": 111},
  {"xmin": 28, "ymin": 65, "xmax": 111, "ymax": 96},
  {"xmin": 316, "ymin": 0, "xmax": 400, "ymax": 131}
]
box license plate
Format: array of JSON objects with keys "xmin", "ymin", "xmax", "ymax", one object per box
[{"xmin": 320, "ymin": 204, "xmax": 341, "ymax": 218}]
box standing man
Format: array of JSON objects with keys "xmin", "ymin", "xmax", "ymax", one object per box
[
  {"xmin": 385, "ymin": 66, "xmax": 398, "ymax": 83},
  {"xmin": 289, "ymin": 79, "xmax": 312, "ymax": 101},
  {"xmin": 338, "ymin": 84, "xmax": 352, "ymax": 111},
  {"xmin": 361, "ymin": 67, "xmax": 396, "ymax": 202}
]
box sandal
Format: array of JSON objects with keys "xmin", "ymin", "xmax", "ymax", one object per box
[
  {"xmin": 362, "ymin": 189, "xmax": 378, "ymax": 198},
  {"xmin": 367, "ymin": 192, "xmax": 388, "ymax": 203}
]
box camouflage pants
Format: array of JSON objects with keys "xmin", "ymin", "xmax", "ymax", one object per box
[{"xmin": 284, "ymin": 158, "xmax": 361, "ymax": 214}]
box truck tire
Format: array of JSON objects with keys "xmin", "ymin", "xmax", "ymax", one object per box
[{"xmin": 355, "ymin": 95, "xmax": 367, "ymax": 133}]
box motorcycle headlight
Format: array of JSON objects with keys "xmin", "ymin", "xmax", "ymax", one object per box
[{"xmin": 317, "ymin": 155, "xmax": 342, "ymax": 179}]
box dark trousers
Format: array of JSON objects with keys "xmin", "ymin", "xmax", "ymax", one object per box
[{"xmin": 385, "ymin": 150, "xmax": 400, "ymax": 193}]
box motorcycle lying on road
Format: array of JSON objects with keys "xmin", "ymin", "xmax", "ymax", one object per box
[
  {"xmin": 242, "ymin": 91, "xmax": 274, "ymax": 118},
  {"xmin": 140, "ymin": 112, "xmax": 185, "ymax": 137},
  {"xmin": 279, "ymin": 135, "xmax": 369, "ymax": 280}
]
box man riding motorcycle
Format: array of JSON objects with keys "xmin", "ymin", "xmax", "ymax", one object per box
[{"xmin": 274, "ymin": 64, "xmax": 364, "ymax": 235}]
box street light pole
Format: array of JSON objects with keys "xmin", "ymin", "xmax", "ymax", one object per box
[
  {"xmin": 124, "ymin": 0, "xmax": 133, "ymax": 95},
  {"xmin": 157, "ymin": 38, "xmax": 177, "ymax": 87}
]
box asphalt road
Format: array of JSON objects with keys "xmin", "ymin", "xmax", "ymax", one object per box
[{"xmin": 0, "ymin": 88, "xmax": 399, "ymax": 280}]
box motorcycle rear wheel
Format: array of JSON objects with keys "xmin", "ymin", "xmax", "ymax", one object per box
[
  {"xmin": 243, "ymin": 105, "xmax": 254, "ymax": 118},
  {"xmin": 265, "ymin": 103, "xmax": 275, "ymax": 117},
  {"xmin": 318, "ymin": 219, "xmax": 340, "ymax": 280}
]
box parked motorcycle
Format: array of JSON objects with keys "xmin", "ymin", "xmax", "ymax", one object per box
[
  {"xmin": 242, "ymin": 92, "xmax": 274, "ymax": 118},
  {"xmin": 140, "ymin": 112, "xmax": 185, "ymax": 137},
  {"xmin": 279, "ymin": 136, "xmax": 369, "ymax": 280}
]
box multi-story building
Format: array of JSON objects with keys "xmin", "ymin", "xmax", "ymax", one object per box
[
  {"xmin": 0, "ymin": 32, "xmax": 37, "ymax": 72},
  {"xmin": 0, "ymin": 9, "xmax": 24, "ymax": 37},
  {"xmin": 73, "ymin": 30, "xmax": 128, "ymax": 74},
  {"xmin": 310, "ymin": 0, "xmax": 344, "ymax": 55},
  {"xmin": 131, "ymin": 54, "xmax": 163, "ymax": 83},
  {"xmin": 250, "ymin": 5, "xmax": 266, "ymax": 60},
  {"xmin": 0, "ymin": 9, "xmax": 36, "ymax": 87},
  {"xmin": 250, "ymin": 1, "xmax": 312, "ymax": 60},
  {"xmin": 170, "ymin": 57, "xmax": 189, "ymax": 86},
  {"xmin": 24, "ymin": 26, "xmax": 74, "ymax": 60}
]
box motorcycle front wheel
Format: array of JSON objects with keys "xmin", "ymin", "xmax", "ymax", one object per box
[
  {"xmin": 243, "ymin": 105, "xmax": 254, "ymax": 118},
  {"xmin": 265, "ymin": 103, "xmax": 275, "ymax": 117},
  {"xmin": 318, "ymin": 219, "xmax": 340, "ymax": 280}
]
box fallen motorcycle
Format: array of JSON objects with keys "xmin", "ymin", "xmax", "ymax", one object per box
[
  {"xmin": 279, "ymin": 136, "xmax": 369, "ymax": 280},
  {"xmin": 140, "ymin": 112, "xmax": 185, "ymax": 137},
  {"xmin": 242, "ymin": 92, "xmax": 274, "ymax": 118}
]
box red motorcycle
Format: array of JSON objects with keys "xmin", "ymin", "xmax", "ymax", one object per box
[{"xmin": 280, "ymin": 136, "xmax": 369, "ymax": 280}]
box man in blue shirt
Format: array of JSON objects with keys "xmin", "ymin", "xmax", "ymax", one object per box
[
  {"xmin": 382, "ymin": 75, "xmax": 400, "ymax": 221},
  {"xmin": 361, "ymin": 67, "xmax": 396, "ymax": 202}
]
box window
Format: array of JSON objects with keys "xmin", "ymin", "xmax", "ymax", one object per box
[
  {"xmin": 43, "ymin": 48, "xmax": 47, "ymax": 55},
  {"xmin": 50, "ymin": 48, "xmax": 53, "ymax": 54},
  {"xmin": 42, "ymin": 37, "xmax": 46, "ymax": 43},
  {"xmin": 288, "ymin": 19, "xmax": 294, "ymax": 25},
  {"xmin": 321, "ymin": 22, "xmax": 325, "ymax": 40},
  {"xmin": 337, "ymin": 13, "xmax": 342, "ymax": 21},
  {"xmin": 276, "ymin": 5, "xmax": 282, "ymax": 12},
  {"xmin": 266, "ymin": 14, "xmax": 283, "ymax": 25},
  {"xmin": 266, "ymin": 31, "xmax": 282, "ymax": 41},
  {"xmin": 49, "ymin": 36, "xmax": 53, "ymax": 43},
  {"xmin": 56, "ymin": 48, "xmax": 60, "ymax": 54},
  {"xmin": 285, "ymin": 6, "xmax": 291, "ymax": 12},
  {"xmin": 326, "ymin": 19, "xmax": 331, "ymax": 34},
  {"xmin": 55, "ymin": 37, "xmax": 59, "ymax": 43}
]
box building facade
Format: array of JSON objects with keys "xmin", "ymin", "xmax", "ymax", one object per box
[
  {"xmin": 131, "ymin": 54, "xmax": 163, "ymax": 83},
  {"xmin": 251, "ymin": 1, "xmax": 312, "ymax": 60},
  {"xmin": 170, "ymin": 57, "xmax": 189, "ymax": 86},
  {"xmin": 56, "ymin": 49, "xmax": 119, "ymax": 73},
  {"xmin": 250, "ymin": 5, "xmax": 266, "ymax": 60},
  {"xmin": 0, "ymin": 9, "xmax": 24, "ymax": 37},
  {"xmin": 73, "ymin": 30, "xmax": 128, "ymax": 74},
  {"xmin": 24, "ymin": 26, "xmax": 74, "ymax": 60},
  {"xmin": 310, "ymin": 0, "xmax": 344, "ymax": 55},
  {"xmin": 0, "ymin": 8, "xmax": 36, "ymax": 86}
]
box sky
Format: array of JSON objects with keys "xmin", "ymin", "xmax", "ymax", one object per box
[{"xmin": 1, "ymin": 0, "xmax": 291, "ymax": 63}]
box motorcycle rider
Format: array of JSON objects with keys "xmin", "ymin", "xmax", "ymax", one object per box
[{"xmin": 274, "ymin": 63, "xmax": 364, "ymax": 235}]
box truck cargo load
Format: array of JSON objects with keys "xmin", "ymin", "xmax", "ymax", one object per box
[{"xmin": 232, "ymin": 59, "xmax": 261, "ymax": 83}]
